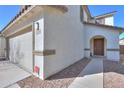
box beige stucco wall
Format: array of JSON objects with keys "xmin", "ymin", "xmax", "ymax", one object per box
[
  {"xmin": 84, "ymin": 24, "xmax": 120, "ymax": 61},
  {"xmin": 0, "ymin": 35, "xmax": 6, "ymax": 57},
  {"xmin": 83, "ymin": 8, "xmax": 88, "ymax": 22},
  {"xmin": 43, "ymin": 5, "xmax": 84, "ymax": 78},
  {"xmin": 105, "ymin": 16, "xmax": 114, "ymax": 26},
  {"xmin": 33, "ymin": 18, "xmax": 44, "ymax": 79}
]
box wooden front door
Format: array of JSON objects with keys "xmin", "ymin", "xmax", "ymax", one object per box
[{"xmin": 94, "ymin": 38, "xmax": 104, "ymax": 56}]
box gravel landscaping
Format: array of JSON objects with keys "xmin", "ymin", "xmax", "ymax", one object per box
[
  {"xmin": 103, "ymin": 57, "xmax": 124, "ymax": 88},
  {"xmin": 15, "ymin": 54, "xmax": 124, "ymax": 88},
  {"xmin": 17, "ymin": 58, "xmax": 90, "ymax": 88}
]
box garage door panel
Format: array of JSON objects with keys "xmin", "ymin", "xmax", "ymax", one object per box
[{"xmin": 9, "ymin": 31, "xmax": 33, "ymax": 72}]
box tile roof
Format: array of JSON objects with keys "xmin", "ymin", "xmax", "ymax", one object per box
[{"xmin": 1, "ymin": 5, "xmax": 31, "ymax": 32}]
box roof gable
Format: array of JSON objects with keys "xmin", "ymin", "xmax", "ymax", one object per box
[{"xmin": 93, "ymin": 11, "xmax": 117, "ymax": 19}]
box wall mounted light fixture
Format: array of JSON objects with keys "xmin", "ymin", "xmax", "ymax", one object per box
[{"xmin": 36, "ymin": 22, "xmax": 40, "ymax": 31}]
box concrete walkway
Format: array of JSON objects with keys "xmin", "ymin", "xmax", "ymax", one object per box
[
  {"xmin": 69, "ymin": 58, "xmax": 103, "ymax": 88},
  {"xmin": 0, "ymin": 61, "xmax": 31, "ymax": 88},
  {"xmin": 7, "ymin": 83, "xmax": 20, "ymax": 88}
]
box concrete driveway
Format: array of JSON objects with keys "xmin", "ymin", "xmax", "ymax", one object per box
[
  {"xmin": 69, "ymin": 57, "xmax": 103, "ymax": 88},
  {"xmin": 0, "ymin": 61, "xmax": 31, "ymax": 88}
]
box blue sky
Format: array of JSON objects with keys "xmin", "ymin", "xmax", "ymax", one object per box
[
  {"xmin": 0, "ymin": 5, "xmax": 20, "ymax": 31},
  {"xmin": 88, "ymin": 5, "xmax": 124, "ymax": 39},
  {"xmin": 0, "ymin": 5, "xmax": 124, "ymax": 39}
]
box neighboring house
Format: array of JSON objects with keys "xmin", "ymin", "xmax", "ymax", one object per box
[
  {"xmin": 0, "ymin": 33, "xmax": 6, "ymax": 58},
  {"xmin": 120, "ymin": 38, "xmax": 124, "ymax": 45},
  {"xmin": 120, "ymin": 38, "xmax": 124, "ymax": 54},
  {"xmin": 0, "ymin": 5, "xmax": 124, "ymax": 80},
  {"xmin": 82, "ymin": 6, "xmax": 116, "ymax": 26}
]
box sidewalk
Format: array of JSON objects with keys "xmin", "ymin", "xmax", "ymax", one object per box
[
  {"xmin": 69, "ymin": 58, "xmax": 103, "ymax": 88},
  {"xmin": 7, "ymin": 83, "xmax": 20, "ymax": 88},
  {"xmin": 0, "ymin": 61, "xmax": 31, "ymax": 88}
]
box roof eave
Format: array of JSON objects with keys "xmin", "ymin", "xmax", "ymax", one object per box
[
  {"xmin": 1, "ymin": 5, "xmax": 34, "ymax": 33},
  {"xmin": 82, "ymin": 5, "xmax": 92, "ymax": 18},
  {"xmin": 83, "ymin": 21, "xmax": 124, "ymax": 33},
  {"xmin": 1, "ymin": 5, "xmax": 68, "ymax": 34},
  {"xmin": 93, "ymin": 11, "xmax": 117, "ymax": 19}
]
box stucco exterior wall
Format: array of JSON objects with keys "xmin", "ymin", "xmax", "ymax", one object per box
[
  {"xmin": 84, "ymin": 24, "xmax": 120, "ymax": 61},
  {"xmin": 33, "ymin": 18, "xmax": 44, "ymax": 80},
  {"xmin": 0, "ymin": 36, "xmax": 6, "ymax": 57},
  {"xmin": 90, "ymin": 16, "xmax": 114, "ymax": 26},
  {"xmin": 43, "ymin": 5, "xmax": 84, "ymax": 78},
  {"xmin": 96, "ymin": 18, "xmax": 105, "ymax": 24},
  {"xmin": 2, "ymin": 5, "xmax": 121, "ymax": 80},
  {"xmin": 83, "ymin": 8, "xmax": 88, "ymax": 22},
  {"xmin": 105, "ymin": 16, "xmax": 114, "ymax": 26}
]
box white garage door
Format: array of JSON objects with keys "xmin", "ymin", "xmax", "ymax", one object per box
[{"xmin": 9, "ymin": 31, "xmax": 33, "ymax": 72}]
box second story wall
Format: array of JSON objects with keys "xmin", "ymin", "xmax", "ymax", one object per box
[
  {"xmin": 0, "ymin": 35, "xmax": 6, "ymax": 57},
  {"xmin": 83, "ymin": 8, "xmax": 89, "ymax": 22},
  {"xmin": 92, "ymin": 16, "xmax": 114, "ymax": 26},
  {"xmin": 105, "ymin": 16, "xmax": 114, "ymax": 26},
  {"xmin": 82, "ymin": 6, "xmax": 115, "ymax": 26}
]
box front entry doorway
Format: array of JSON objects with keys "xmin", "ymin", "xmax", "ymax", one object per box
[{"xmin": 94, "ymin": 38, "xmax": 104, "ymax": 56}]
